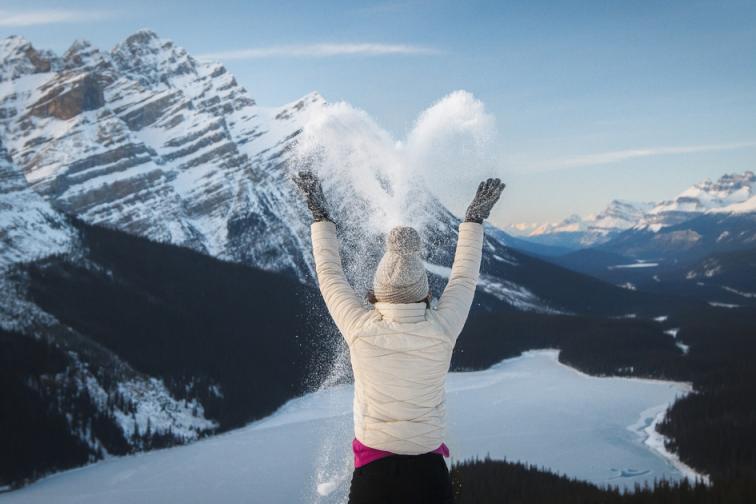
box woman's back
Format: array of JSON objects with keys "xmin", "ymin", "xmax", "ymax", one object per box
[
  {"xmin": 350, "ymin": 301, "xmax": 456, "ymax": 454},
  {"xmin": 294, "ymin": 172, "xmax": 504, "ymax": 503}
]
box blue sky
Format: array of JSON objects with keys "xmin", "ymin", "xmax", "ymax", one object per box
[{"xmin": 1, "ymin": 0, "xmax": 755, "ymax": 225}]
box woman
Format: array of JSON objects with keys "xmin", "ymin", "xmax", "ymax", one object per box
[{"xmin": 294, "ymin": 172, "xmax": 505, "ymax": 503}]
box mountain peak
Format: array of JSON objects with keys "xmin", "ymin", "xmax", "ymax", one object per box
[
  {"xmin": 305, "ymin": 91, "xmax": 326, "ymax": 103},
  {"xmin": 0, "ymin": 34, "xmax": 30, "ymax": 51},
  {"xmin": 121, "ymin": 29, "xmax": 161, "ymax": 47},
  {"xmin": 63, "ymin": 39, "xmax": 109, "ymax": 72},
  {"xmin": 111, "ymin": 29, "xmax": 197, "ymax": 86},
  {"xmin": 67, "ymin": 38, "xmax": 93, "ymax": 52},
  {"xmin": 0, "ymin": 35, "xmax": 55, "ymax": 81},
  {"xmin": 690, "ymin": 170, "xmax": 754, "ymax": 194}
]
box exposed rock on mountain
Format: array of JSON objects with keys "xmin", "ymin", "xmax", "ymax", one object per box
[{"xmin": 0, "ymin": 30, "xmax": 321, "ymax": 282}]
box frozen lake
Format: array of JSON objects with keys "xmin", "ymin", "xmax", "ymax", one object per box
[{"xmin": 1, "ymin": 350, "xmax": 700, "ymax": 504}]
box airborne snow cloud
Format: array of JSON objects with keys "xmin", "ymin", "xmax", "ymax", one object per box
[{"xmin": 292, "ymin": 90, "xmax": 499, "ymax": 233}]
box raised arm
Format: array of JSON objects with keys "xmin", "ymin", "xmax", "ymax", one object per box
[
  {"xmin": 294, "ymin": 171, "xmax": 369, "ymax": 342},
  {"xmin": 437, "ymin": 178, "xmax": 505, "ymax": 339}
]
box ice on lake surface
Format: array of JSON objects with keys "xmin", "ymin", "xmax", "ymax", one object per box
[{"xmin": 1, "ymin": 350, "xmax": 698, "ymax": 504}]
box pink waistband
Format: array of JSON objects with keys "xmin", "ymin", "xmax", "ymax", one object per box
[{"xmin": 352, "ymin": 438, "xmax": 450, "ymax": 468}]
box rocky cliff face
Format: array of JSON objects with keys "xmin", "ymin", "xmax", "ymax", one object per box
[{"xmin": 0, "ymin": 30, "xmax": 320, "ymax": 281}]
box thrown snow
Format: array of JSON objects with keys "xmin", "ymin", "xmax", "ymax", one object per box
[{"xmin": 1, "ymin": 350, "xmax": 700, "ymax": 504}]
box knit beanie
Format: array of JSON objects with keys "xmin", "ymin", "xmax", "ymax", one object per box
[{"xmin": 372, "ymin": 226, "xmax": 429, "ymax": 304}]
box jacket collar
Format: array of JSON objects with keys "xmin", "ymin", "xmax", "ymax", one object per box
[{"xmin": 374, "ymin": 302, "xmax": 428, "ymax": 323}]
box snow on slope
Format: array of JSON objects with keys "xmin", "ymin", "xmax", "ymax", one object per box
[
  {"xmin": 0, "ymin": 351, "xmax": 699, "ymax": 504},
  {"xmin": 0, "ymin": 139, "xmax": 72, "ymax": 271}
]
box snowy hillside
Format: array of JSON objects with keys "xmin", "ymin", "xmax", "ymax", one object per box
[
  {"xmin": 0, "ymin": 139, "xmax": 72, "ymax": 270},
  {"xmin": 510, "ymin": 200, "xmax": 654, "ymax": 249}
]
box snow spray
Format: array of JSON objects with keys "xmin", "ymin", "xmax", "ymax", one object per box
[{"xmin": 291, "ymin": 90, "xmax": 496, "ymax": 503}]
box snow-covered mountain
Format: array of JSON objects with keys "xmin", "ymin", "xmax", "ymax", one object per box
[
  {"xmin": 593, "ymin": 199, "xmax": 656, "ymax": 233},
  {"xmin": 1, "ymin": 30, "xmax": 319, "ymax": 281},
  {"xmin": 510, "ymin": 172, "xmax": 754, "ymax": 250},
  {"xmin": 593, "ymin": 172, "xmax": 756, "ymax": 261},
  {"xmin": 511, "ymin": 200, "xmax": 654, "ymax": 249},
  {"xmin": 638, "ymin": 171, "xmax": 755, "ymax": 231},
  {"xmin": 546, "ymin": 173, "xmax": 756, "ymax": 292}
]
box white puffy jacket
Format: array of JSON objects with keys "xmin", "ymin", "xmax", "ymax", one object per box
[{"xmin": 310, "ymin": 220, "xmax": 484, "ymax": 454}]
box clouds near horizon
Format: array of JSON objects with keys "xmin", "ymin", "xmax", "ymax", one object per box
[
  {"xmin": 529, "ymin": 141, "xmax": 756, "ymax": 172},
  {"xmin": 197, "ymin": 42, "xmax": 439, "ymax": 61},
  {"xmin": 0, "ymin": 9, "xmax": 114, "ymax": 27}
]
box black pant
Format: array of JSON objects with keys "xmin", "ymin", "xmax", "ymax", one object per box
[{"xmin": 348, "ymin": 453, "xmax": 454, "ymax": 504}]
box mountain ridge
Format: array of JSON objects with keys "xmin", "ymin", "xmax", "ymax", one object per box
[{"xmin": 506, "ymin": 171, "xmax": 754, "ymax": 250}]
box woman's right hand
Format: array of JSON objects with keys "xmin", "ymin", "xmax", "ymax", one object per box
[{"xmin": 464, "ymin": 178, "xmax": 506, "ymax": 223}]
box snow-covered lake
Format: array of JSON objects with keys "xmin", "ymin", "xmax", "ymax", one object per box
[{"xmin": 1, "ymin": 350, "xmax": 700, "ymax": 504}]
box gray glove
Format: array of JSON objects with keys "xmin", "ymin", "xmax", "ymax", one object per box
[
  {"xmin": 292, "ymin": 170, "xmax": 331, "ymax": 222},
  {"xmin": 465, "ymin": 178, "xmax": 506, "ymax": 223}
]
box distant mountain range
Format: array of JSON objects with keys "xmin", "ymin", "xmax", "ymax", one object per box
[
  {"xmin": 505, "ymin": 171, "xmax": 755, "ymax": 249},
  {"xmin": 508, "ymin": 172, "xmax": 756, "ymax": 306}
]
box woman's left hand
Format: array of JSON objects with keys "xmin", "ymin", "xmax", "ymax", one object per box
[{"xmin": 292, "ymin": 170, "xmax": 331, "ymax": 222}]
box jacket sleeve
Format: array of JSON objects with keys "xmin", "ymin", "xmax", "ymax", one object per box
[
  {"xmin": 436, "ymin": 222, "xmax": 484, "ymax": 341},
  {"xmin": 311, "ymin": 221, "xmax": 370, "ymax": 343}
]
